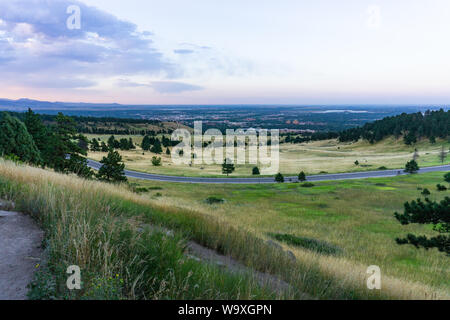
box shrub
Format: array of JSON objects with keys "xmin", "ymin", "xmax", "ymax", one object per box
[
  {"xmin": 151, "ymin": 156, "xmax": 162, "ymax": 166},
  {"xmin": 252, "ymin": 167, "xmax": 260, "ymax": 175},
  {"xmin": 436, "ymin": 184, "xmax": 447, "ymax": 192},
  {"xmin": 269, "ymin": 233, "xmax": 342, "ymax": 256},
  {"xmin": 205, "ymin": 196, "xmax": 225, "ymax": 205},
  {"xmin": 421, "ymin": 188, "xmax": 431, "ymax": 196},
  {"xmin": 301, "ymin": 182, "xmax": 315, "ymax": 188}
]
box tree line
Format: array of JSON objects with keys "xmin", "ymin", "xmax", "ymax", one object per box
[{"xmin": 338, "ymin": 109, "xmax": 449, "ymax": 144}]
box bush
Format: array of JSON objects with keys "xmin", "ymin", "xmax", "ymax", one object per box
[
  {"xmin": 421, "ymin": 188, "xmax": 431, "ymax": 196},
  {"xmin": 301, "ymin": 182, "xmax": 315, "ymax": 188},
  {"xmin": 151, "ymin": 156, "xmax": 162, "ymax": 166},
  {"xmin": 378, "ymin": 166, "xmax": 387, "ymax": 170},
  {"xmin": 252, "ymin": 167, "xmax": 260, "ymax": 175},
  {"xmin": 436, "ymin": 184, "xmax": 447, "ymax": 192},
  {"xmin": 205, "ymin": 196, "xmax": 225, "ymax": 205},
  {"xmin": 269, "ymin": 233, "xmax": 342, "ymax": 256}
]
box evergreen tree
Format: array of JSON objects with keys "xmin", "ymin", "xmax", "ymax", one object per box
[
  {"xmin": 119, "ymin": 138, "xmax": 130, "ymax": 150},
  {"xmin": 166, "ymin": 148, "xmax": 171, "ymax": 155},
  {"xmin": 128, "ymin": 138, "xmax": 135, "ymax": 150},
  {"xmin": 150, "ymin": 138, "xmax": 163, "ymax": 154},
  {"xmin": 0, "ymin": 113, "xmax": 41, "ymax": 164},
  {"xmin": 439, "ymin": 146, "xmax": 448, "ymax": 164},
  {"xmin": 97, "ymin": 150, "xmax": 127, "ymax": 183},
  {"xmin": 90, "ymin": 138, "xmax": 101, "ymax": 152},
  {"xmin": 141, "ymin": 135, "xmax": 152, "ymax": 151},
  {"xmin": 222, "ymin": 158, "xmax": 235, "ymax": 176},
  {"xmin": 275, "ymin": 173, "xmax": 285, "ymax": 183},
  {"xmin": 252, "ymin": 167, "xmax": 260, "ymax": 175},
  {"xmin": 108, "ymin": 135, "xmax": 119, "ymax": 149},
  {"xmin": 445, "ymin": 172, "xmax": 450, "ymax": 184},
  {"xmin": 298, "ymin": 171, "xmax": 306, "ymax": 182},
  {"xmin": 100, "ymin": 141, "xmax": 108, "ymax": 152},
  {"xmin": 47, "ymin": 113, "xmax": 91, "ymax": 177},
  {"xmin": 394, "ymin": 197, "xmax": 449, "ymax": 255},
  {"xmin": 405, "ymin": 160, "xmax": 419, "ymax": 174},
  {"xmin": 24, "ymin": 108, "xmax": 49, "ymax": 160}
]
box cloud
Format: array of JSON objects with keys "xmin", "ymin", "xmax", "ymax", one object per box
[
  {"xmin": 150, "ymin": 81, "xmax": 203, "ymax": 94},
  {"xmin": 0, "ymin": 0, "xmax": 178, "ymax": 88},
  {"xmin": 117, "ymin": 79, "xmax": 203, "ymax": 93},
  {"xmin": 174, "ymin": 49, "xmax": 194, "ymax": 55}
]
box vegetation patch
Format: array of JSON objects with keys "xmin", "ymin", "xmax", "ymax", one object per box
[
  {"xmin": 268, "ymin": 233, "xmax": 342, "ymax": 256},
  {"xmin": 205, "ymin": 196, "xmax": 225, "ymax": 205}
]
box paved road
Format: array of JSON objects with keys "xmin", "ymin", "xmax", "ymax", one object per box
[{"xmin": 87, "ymin": 159, "xmax": 450, "ymax": 184}]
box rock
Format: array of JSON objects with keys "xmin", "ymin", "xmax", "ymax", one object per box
[{"xmin": 286, "ymin": 250, "xmax": 296, "ymax": 261}]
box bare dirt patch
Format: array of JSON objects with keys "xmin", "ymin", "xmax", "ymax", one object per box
[{"xmin": 0, "ymin": 208, "xmax": 43, "ymax": 300}]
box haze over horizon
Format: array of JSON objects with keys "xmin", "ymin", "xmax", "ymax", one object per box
[{"xmin": 1, "ymin": 0, "xmax": 450, "ymax": 105}]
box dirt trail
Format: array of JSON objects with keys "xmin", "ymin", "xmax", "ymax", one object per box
[{"xmin": 0, "ymin": 204, "xmax": 43, "ymax": 300}]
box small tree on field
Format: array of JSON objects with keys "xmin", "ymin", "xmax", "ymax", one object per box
[
  {"xmin": 222, "ymin": 158, "xmax": 235, "ymax": 176},
  {"xmin": 151, "ymin": 139, "xmax": 163, "ymax": 154},
  {"xmin": 275, "ymin": 173, "xmax": 284, "ymax": 183},
  {"xmin": 151, "ymin": 156, "xmax": 162, "ymax": 166},
  {"xmin": 252, "ymin": 167, "xmax": 260, "ymax": 175},
  {"xmin": 354, "ymin": 160, "xmax": 359, "ymax": 166},
  {"xmin": 439, "ymin": 146, "xmax": 448, "ymax": 164},
  {"xmin": 394, "ymin": 196, "xmax": 449, "ymax": 255},
  {"xmin": 405, "ymin": 160, "xmax": 419, "ymax": 174},
  {"xmin": 298, "ymin": 171, "xmax": 306, "ymax": 182},
  {"xmin": 166, "ymin": 148, "xmax": 171, "ymax": 156},
  {"xmin": 90, "ymin": 139, "xmax": 100, "ymax": 152},
  {"xmin": 445, "ymin": 172, "xmax": 450, "ymax": 184},
  {"xmin": 412, "ymin": 148, "xmax": 420, "ymax": 162},
  {"xmin": 97, "ymin": 150, "xmax": 127, "ymax": 183},
  {"xmin": 100, "ymin": 141, "xmax": 108, "ymax": 152}
]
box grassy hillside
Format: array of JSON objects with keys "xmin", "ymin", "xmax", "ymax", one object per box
[
  {"xmin": 0, "ymin": 160, "xmax": 448, "ymax": 299},
  {"xmin": 87, "ymin": 136, "xmax": 450, "ymax": 177},
  {"xmin": 131, "ymin": 172, "xmax": 450, "ymax": 298}
]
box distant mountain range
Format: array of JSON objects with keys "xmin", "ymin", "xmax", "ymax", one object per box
[{"xmin": 0, "ymin": 98, "xmax": 126, "ymax": 111}]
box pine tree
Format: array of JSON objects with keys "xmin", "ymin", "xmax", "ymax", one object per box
[
  {"xmin": 222, "ymin": 158, "xmax": 235, "ymax": 176},
  {"xmin": 394, "ymin": 197, "xmax": 449, "ymax": 255},
  {"xmin": 439, "ymin": 146, "xmax": 448, "ymax": 164},
  {"xmin": 298, "ymin": 171, "xmax": 306, "ymax": 182},
  {"xmin": 97, "ymin": 150, "xmax": 127, "ymax": 183},
  {"xmin": 275, "ymin": 173, "xmax": 285, "ymax": 183},
  {"xmin": 405, "ymin": 160, "xmax": 419, "ymax": 174},
  {"xmin": 90, "ymin": 139, "xmax": 100, "ymax": 152},
  {"xmin": 252, "ymin": 167, "xmax": 260, "ymax": 175},
  {"xmin": 166, "ymin": 148, "xmax": 171, "ymax": 155},
  {"xmin": 0, "ymin": 112, "xmax": 41, "ymax": 164},
  {"xmin": 151, "ymin": 138, "xmax": 163, "ymax": 154},
  {"xmin": 100, "ymin": 141, "xmax": 108, "ymax": 152},
  {"xmin": 24, "ymin": 108, "xmax": 49, "ymax": 160},
  {"xmin": 141, "ymin": 135, "xmax": 152, "ymax": 151},
  {"xmin": 445, "ymin": 172, "xmax": 450, "ymax": 184}
]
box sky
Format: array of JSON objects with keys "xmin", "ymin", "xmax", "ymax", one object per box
[{"xmin": 1, "ymin": 0, "xmax": 450, "ymax": 105}]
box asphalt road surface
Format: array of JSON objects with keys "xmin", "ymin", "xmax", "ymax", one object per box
[{"xmin": 87, "ymin": 160, "xmax": 450, "ymax": 184}]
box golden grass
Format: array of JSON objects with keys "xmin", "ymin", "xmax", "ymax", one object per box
[
  {"xmin": 0, "ymin": 160, "xmax": 448, "ymax": 299},
  {"xmin": 87, "ymin": 136, "xmax": 450, "ymax": 177}
]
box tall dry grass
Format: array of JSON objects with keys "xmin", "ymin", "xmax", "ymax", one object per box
[{"xmin": 0, "ymin": 160, "xmax": 447, "ymax": 300}]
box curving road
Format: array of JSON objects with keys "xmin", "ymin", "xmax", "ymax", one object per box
[{"xmin": 87, "ymin": 159, "xmax": 450, "ymax": 184}]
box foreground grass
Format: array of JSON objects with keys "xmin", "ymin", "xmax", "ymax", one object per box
[
  {"xmin": 134, "ymin": 173, "xmax": 450, "ymax": 299},
  {"xmin": 0, "ymin": 160, "xmax": 279, "ymax": 300},
  {"xmin": 0, "ymin": 160, "xmax": 448, "ymax": 299}
]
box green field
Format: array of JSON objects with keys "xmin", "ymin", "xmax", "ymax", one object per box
[
  {"xmin": 87, "ymin": 135, "xmax": 450, "ymax": 177},
  {"xmin": 131, "ymin": 171, "xmax": 450, "ymax": 296}
]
